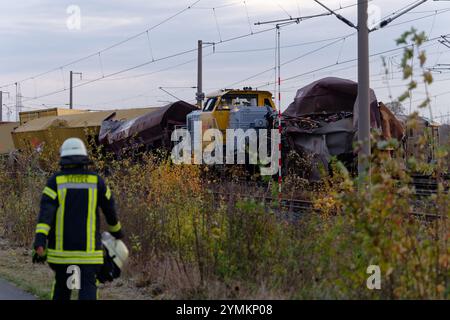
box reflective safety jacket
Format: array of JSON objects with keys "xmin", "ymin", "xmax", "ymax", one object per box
[{"xmin": 34, "ymin": 167, "xmax": 123, "ymax": 265}]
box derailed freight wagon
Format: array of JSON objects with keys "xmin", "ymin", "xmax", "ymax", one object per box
[
  {"xmin": 12, "ymin": 108, "xmax": 154, "ymax": 159},
  {"xmin": 96, "ymin": 81, "xmax": 406, "ymax": 180},
  {"xmin": 99, "ymin": 101, "xmax": 198, "ymax": 156},
  {"xmin": 18, "ymin": 107, "xmax": 87, "ymax": 125},
  {"xmin": 397, "ymin": 114, "xmax": 443, "ymax": 164},
  {"xmin": 0, "ymin": 122, "xmax": 19, "ymax": 156},
  {"xmin": 439, "ymin": 124, "xmax": 450, "ymax": 171},
  {"xmin": 282, "ymin": 77, "xmax": 405, "ymax": 179}
]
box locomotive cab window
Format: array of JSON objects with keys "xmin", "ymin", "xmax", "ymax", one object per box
[
  {"xmin": 217, "ymin": 94, "xmax": 258, "ymax": 110},
  {"xmin": 203, "ymin": 97, "xmax": 217, "ymax": 112}
]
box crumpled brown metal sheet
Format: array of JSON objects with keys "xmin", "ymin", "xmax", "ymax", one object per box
[
  {"xmin": 281, "ymin": 77, "xmax": 383, "ymax": 180},
  {"xmin": 378, "ymin": 102, "xmax": 405, "ymax": 142},
  {"xmin": 99, "ymin": 101, "xmax": 198, "ymax": 154},
  {"xmin": 283, "ymin": 77, "xmax": 381, "ymax": 129},
  {"xmin": 284, "ymin": 117, "xmax": 355, "ymax": 180}
]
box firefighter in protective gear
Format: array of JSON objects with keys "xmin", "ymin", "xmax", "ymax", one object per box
[{"xmin": 33, "ymin": 137, "xmax": 124, "ymax": 300}]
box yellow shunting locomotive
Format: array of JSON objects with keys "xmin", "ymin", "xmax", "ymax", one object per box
[{"xmin": 186, "ymin": 88, "xmax": 277, "ymax": 147}]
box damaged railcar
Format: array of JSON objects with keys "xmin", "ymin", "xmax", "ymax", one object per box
[
  {"xmin": 99, "ymin": 101, "xmax": 198, "ymax": 156},
  {"xmin": 281, "ymin": 77, "xmax": 403, "ymax": 179}
]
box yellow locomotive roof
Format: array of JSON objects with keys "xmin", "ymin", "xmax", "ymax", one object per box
[{"xmin": 206, "ymin": 89, "xmax": 273, "ymax": 99}]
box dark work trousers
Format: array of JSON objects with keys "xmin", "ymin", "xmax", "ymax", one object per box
[{"xmin": 49, "ymin": 263, "xmax": 101, "ymax": 300}]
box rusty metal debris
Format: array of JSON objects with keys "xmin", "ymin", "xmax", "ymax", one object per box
[{"xmin": 281, "ymin": 77, "xmax": 405, "ymax": 180}]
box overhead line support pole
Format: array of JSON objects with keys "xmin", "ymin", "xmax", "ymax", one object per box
[
  {"xmin": 277, "ymin": 25, "xmax": 282, "ymax": 199},
  {"xmin": 196, "ymin": 40, "xmax": 204, "ymax": 108},
  {"xmin": 357, "ymin": 0, "xmax": 371, "ymax": 182},
  {"xmin": 69, "ymin": 71, "xmax": 82, "ymax": 109},
  {"xmin": 0, "ymin": 91, "xmax": 9, "ymax": 122}
]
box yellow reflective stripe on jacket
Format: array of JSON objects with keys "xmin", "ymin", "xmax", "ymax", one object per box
[
  {"xmin": 105, "ymin": 186, "xmax": 112, "ymax": 200},
  {"xmin": 47, "ymin": 249, "xmax": 103, "ymax": 257},
  {"xmin": 47, "ymin": 249, "xmax": 104, "ymax": 265},
  {"xmin": 57, "ymin": 183, "xmax": 96, "ymax": 190},
  {"xmin": 50, "ymin": 281, "xmax": 56, "ymax": 300},
  {"xmin": 55, "ymin": 188, "xmax": 67, "ymax": 251},
  {"xmin": 47, "ymin": 257, "xmax": 104, "ymax": 265},
  {"xmin": 87, "ymin": 187, "xmax": 98, "ymax": 252},
  {"xmin": 108, "ymin": 222, "xmax": 121, "ymax": 233},
  {"xmin": 35, "ymin": 223, "xmax": 51, "ymax": 236},
  {"xmin": 43, "ymin": 187, "xmax": 57, "ymax": 200},
  {"xmin": 54, "ymin": 174, "xmax": 98, "ymax": 252},
  {"xmin": 56, "ymin": 174, "xmax": 98, "ymax": 185}
]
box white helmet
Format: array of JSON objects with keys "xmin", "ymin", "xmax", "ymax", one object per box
[
  {"xmin": 60, "ymin": 138, "xmax": 88, "ymax": 157},
  {"xmin": 101, "ymin": 232, "xmax": 129, "ymax": 270}
]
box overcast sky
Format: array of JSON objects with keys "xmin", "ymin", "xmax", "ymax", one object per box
[{"xmin": 1, "ymin": 0, "xmax": 449, "ymax": 123}]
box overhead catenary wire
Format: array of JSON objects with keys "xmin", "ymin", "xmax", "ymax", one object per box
[
  {"xmin": 4, "ymin": 27, "xmax": 277, "ymax": 107},
  {"xmin": 372, "ymin": 74, "xmax": 450, "ymax": 90},
  {"xmin": 33, "ymin": 78, "xmax": 37, "ymax": 99},
  {"xmin": 371, "ymin": 0, "xmax": 429, "ymax": 31},
  {"xmin": 269, "ymin": 60, "xmax": 450, "ymax": 116},
  {"xmin": 98, "ymin": 53, "xmax": 105, "ymax": 78},
  {"xmin": 192, "ymin": 1, "xmax": 243, "ymax": 10},
  {"xmin": 379, "ymin": 0, "xmax": 429, "ymax": 21},
  {"xmin": 222, "ymin": 7, "xmax": 450, "ymax": 92},
  {"xmin": 212, "ymin": 8, "xmax": 223, "ymax": 42},
  {"xmin": 387, "ymin": 7, "xmax": 450, "ymax": 29},
  {"xmin": 336, "ymin": 37, "xmax": 347, "ymax": 64},
  {"xmin": 146, "ymin": 31, "xmax": 155, "ymax": 62},
  {"xmin": 314, "ymin": 0, "xmax": 357, "ymax": 29},
  {"xmin": 0, "ymin": 0, "xmax": 366, "ymax": 95},
  {"xmin": 193, "ymin": 0, "xmax": 363, "ymax": 12},
  {"xmin": 0, "ymin": 0, "xmax": 204, "ymax": 89},
  {"xmin": 85, "ymin": 91, "xmax": 167, "ymax": 108},
  {"xmin": 328, "ymin": 49, "xmax": 444, "ymax": 81},
  {"xmin": 271, "ymin": 0, "xmax": 292, "ymax": 19},
  {"xmin": 1, "ymin": 0, "xmax": 366, "ymax": 91},
  {"xmin": 10, "ymin": 47, "xmax": 203, "ymax": 105},
  {"xmin": 5, "ymin": 0, "xmax": 450, "ymax": 112},
  {"xmin": 278, "ymin": 55, "xmax": 441, "ymax": 92},
  {"xmin": 214, "ymin": 33, "xmax": 355, "ymax": 54},
  {"xmin": 428, "ymin": 10, "xmax": 438, "ymax": 36},
  {"xmin": 102, "ymin": 52, "xmax": 215, "ymax": 82},
  {"xmin": 410, "ymin": 87, "xmax": 450, "ymax": 103},
  {"xmin": 195, "ymin": 40, "xmax": 448, "ymax": 103},
  {"xmin": 60, "ymin": 68, "xmax": 66, "ymax": 90},
  {"xmin": 276, "ymin": 57, "xmax": 450, "ymax": 93},
  {"xmin": 223, "ymin": 33, "xmax": 356, "ymax": 88},
  {"xmin": 243, "ymin": 1, "xmax": 253, "ymax": 34},
  {"xmin": 250, "ymin": 34, "xmax": 448, "ymax": 89},
  {"xmin": 222, "ymin": 9, "xmax": 357, "ymax": 89}
]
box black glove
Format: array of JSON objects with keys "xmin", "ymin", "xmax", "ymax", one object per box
[
  {"xmin": 111, "ymin": 230, "xmax": 124, "ymax": 240},
  {"xmin": 32, "ymin": 248, "xmax": 47, "ymax": 264}
]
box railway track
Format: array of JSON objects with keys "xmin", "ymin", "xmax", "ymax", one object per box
[
  {"xmin": 207, "ymin": 174, "xmax": 449, "ymax": 222},
  {"xmin": 210, "ymin": 191, "xmax": 443, "ymax": 222},
  {"xmin": 410, "ymin": 174, "xmax": 449, "ymax": 197}
]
